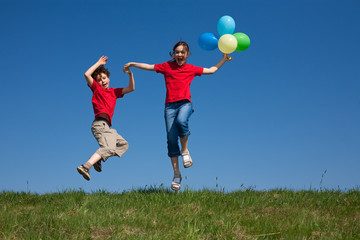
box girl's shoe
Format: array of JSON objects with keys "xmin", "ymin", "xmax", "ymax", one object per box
[
  {"xmin": 77, "ymin": 165, "xmax": 90, "ymax": 181},
  {"xmin": 94, "ymin": 160, "xmax": 102, "ymax": 172},
  {"xmin": 171, "ymin": 172, "xmax": 182, "ymax": 191},
  {"xmin": 182, "ymin": 151, "xmax": 193, "ymax": 168}
]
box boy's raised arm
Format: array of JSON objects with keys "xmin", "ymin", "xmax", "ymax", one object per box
[
  {"xmin": 122, "ymin": 67, "xmax": 135, "ymax": 95},
  {"xmin": 124, "ymin": 62, "xmax": 155, "ymax": 71},
  {"xmin": 84, "ymin": 56, "xmax": 108, "ymax": 86}
]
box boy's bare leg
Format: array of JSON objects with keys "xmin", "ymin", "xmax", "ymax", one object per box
[
  {"xmin": 77, "ymin": 152, "xmax": 101, "ymax": 181},
  {"xmin": 85, "ymin": 153, "xmax": 102, "ymax": 168}
]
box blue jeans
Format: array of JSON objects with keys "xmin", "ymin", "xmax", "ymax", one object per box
[{"xmin": 164, "ymin": 100, "xmax": 194, "ymax": 157}]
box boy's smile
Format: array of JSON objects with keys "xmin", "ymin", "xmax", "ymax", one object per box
[{"xmin": 96, "ymin": 73, "xmax": 110, "ymax": 89}]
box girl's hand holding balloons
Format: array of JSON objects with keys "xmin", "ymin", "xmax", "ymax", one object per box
[
  {"xmin": 223, "ymin": 53, "xmax": 232, "ymax": 61},
  {"xmin": 198, "ymin": 15, "xmax": 250, "ymax": 58}
]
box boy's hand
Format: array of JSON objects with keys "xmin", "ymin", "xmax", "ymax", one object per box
[
  {"xmin": 123, "ymin": 66, "xmax": 132, "ymax": 74},
  {"xmin": 98, "ymin": 56, "xmax": 108, "ymax": 65}
]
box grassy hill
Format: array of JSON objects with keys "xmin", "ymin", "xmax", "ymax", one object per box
[{"xmin": 1, "ymin": 187, "xmax": 359, "ymax": 239}]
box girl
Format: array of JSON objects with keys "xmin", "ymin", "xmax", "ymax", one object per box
[{"xmin": 124, "ymin": 41, "xmax": 229, "ymax": 190}]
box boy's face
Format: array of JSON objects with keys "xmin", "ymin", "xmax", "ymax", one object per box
[{"xmin": 95, "ymin": 73, "xmax": 110, "ymax": 89}]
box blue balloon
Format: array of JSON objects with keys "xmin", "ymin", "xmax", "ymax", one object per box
[
  {"xmin": 217, "ymin": 15, "xmax": 235, "ymax": 36},
  {"xmin": 198, "ymin": 32, "xmax": 219, "ymax": 51}
]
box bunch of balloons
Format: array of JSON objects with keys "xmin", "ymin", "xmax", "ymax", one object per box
[{"xmin": 198, "ymin": 15, "xmax": 250, "ymax": 56}]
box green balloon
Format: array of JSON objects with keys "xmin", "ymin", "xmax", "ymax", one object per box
[{"xmin": 233, "ymin": 32, "xmax": 250, "ymax": 51}]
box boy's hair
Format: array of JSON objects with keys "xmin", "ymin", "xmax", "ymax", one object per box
[
  {"xmin": 92, "ymin": 66, "xmax": 110, "ymax": 79},
  {"xmin": 169, "ymin": 41, "xmax": 190, "ymax": 58}
]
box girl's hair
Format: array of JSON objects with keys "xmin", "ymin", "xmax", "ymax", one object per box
[
  {"xmin": 92, "ymin": 66, "xmax": 110, "ymax": 79},
  {"xmin": 169, "ymin": 41, "xmax": 190, "ymax": 59}
]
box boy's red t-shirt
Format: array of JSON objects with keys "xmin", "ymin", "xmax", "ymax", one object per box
[
  {"xmin": 90, "ymin": 80, "xmax": 123, "ymax": 126},
  {"xmin": 155, "ymin": 61, "xmax": 203, "ymax": 104}
]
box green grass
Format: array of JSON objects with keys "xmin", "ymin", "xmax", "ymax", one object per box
[{"xmin": 1, "ymin": 187, "xmax": 359, "ymax": 239}]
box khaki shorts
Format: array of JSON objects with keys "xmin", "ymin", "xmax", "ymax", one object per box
[{"xmin": 91, "ymin": 119, "xmax": 129, "ymax": 162}]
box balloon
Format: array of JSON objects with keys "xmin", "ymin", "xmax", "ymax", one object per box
[
  {"xmin": 218, "ymin": 34, "xmax": 237, "ymax": 54},
  {"xmin": 217, "ymin": 15, "xmax": 235, "ymax": 36},
  {"xmin": 233, "ymin": 32, "xmax": 250, "ymax": 51},
  {"xmin": 198, "ymin": 32, "xmax": 219, "ymax": 51}
]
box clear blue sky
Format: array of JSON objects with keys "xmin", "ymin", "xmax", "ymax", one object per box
[{"xmin": 1, "ymin": 0, "xmax": 359, "ymax": 193}]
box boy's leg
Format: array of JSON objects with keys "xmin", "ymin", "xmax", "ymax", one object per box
[
  {"xmin": 77, "ymin": 153, "xmax": 102, "ymax": 181},
  {"xmin": 77, "ymin": 119, "xmax": 116, "ymax": 181},
  {"xmin": 93, "ymin": 160, "xmax": 102, "ymax": 172},
  {"xmin": 88, "ymin": 153, "xmax": 102, "ymax": 166},
  {"xmin": 91, "ymin": 120, "xmax": 118, "ymax": 162},
  {"xmin": 114, "ymin": 131, "xmax": 129, "ymax": 157}
]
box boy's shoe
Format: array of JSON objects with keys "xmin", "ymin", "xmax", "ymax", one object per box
[
  {"xmin": 77, "ymin": 165, "xmax": 90, "ymax": 181},
  {"xmin": 94, "ymin": 160, "xmax": 102, "ymax": 172},
  {"xmin": 182, "ymin": 151, "xmax": 193, "ymax": 168},
  {"xmin": 171, "ymin": 172, "xmax": 182, "ymax": 191}
]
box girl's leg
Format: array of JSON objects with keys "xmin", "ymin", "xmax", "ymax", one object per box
[
  {"xmin": 176, "ymin": 101, "xmax": 193, "ymax": 140},
  {"xmin": 170, "ymin": 156, "xmax": 180, "ymax": 174},
  {"xmin": 176, "ymin": 101, "xmax": 193, "ymax": 153},
  {"xmin": 176, "ymin": 102, "xmax": 194, "ymax": 168},
  {"xmin": 165, "ymin": 103, "xmax": 183, "ymax": 190},
  {"xmin": 180, "ymin": 137, "xmax": 189, "ymax": 154},
  {"xmin": 164, "ymin": 104, "xmax": 181, "ymax": 158}
]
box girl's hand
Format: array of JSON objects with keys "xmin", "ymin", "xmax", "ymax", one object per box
[
  {"xmin": 98, "ymin": 56, "xmax": 108, "ymax": 65},
  {"xmin": 223, "ymin": 53, "xmax": 232, "ymax": 61},
  {"xmin": 123, "ymin": 62, "xmax": 133, "ymax": 69}
]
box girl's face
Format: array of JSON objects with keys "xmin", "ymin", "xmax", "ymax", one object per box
[{"xmin": 174, "ymin": 45, "xmax": 189, "ymax": 66}]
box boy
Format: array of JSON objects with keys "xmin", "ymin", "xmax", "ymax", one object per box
[{"xmin": 77, "ymin": 56, "xmax": 135, "ymax": 181}]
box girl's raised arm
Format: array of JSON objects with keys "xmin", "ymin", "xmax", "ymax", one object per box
[
  {"xmin": 124, "ymin": 62, "xmax": 155, "ymax": 71},
  {"xmin": 202, "ymin": 54, "xmax": 228, "ymax": 75}
]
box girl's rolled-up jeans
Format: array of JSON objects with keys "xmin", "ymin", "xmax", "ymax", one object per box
[{"xmin": 164, "ymin": 99, "xmax": 194, "ymax": 158}]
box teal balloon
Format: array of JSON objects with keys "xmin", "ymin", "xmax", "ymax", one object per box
[
  {"xmin": 198, "ymin": 32, "xmax": 219, "ymax": 51},
  {"xmin": 217, "ymin": 15, "xmax": 235, "ymax": 36},
  {"xmin": 233, "ymin": 32, "xmax": 250, "ymax": 51}
]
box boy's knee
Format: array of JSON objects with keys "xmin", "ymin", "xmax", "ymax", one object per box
[{"xmin": 124, "ymin": 141, "xmax": 129, "ymax": 151}]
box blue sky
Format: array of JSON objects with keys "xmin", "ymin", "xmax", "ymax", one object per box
[{"xmin": 0, "ymin": 0, "xmax": 359, "ymax": 193}]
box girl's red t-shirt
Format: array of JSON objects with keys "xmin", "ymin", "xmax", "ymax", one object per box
[
  {"xmin": 155, "ymin": 61, "xmax": 203, "ymax": 104},
  {"xmin": 90, "ymin": 80, "xmax": 123, "ymax": 126}
]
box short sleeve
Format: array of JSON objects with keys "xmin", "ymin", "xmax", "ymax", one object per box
[
  {"xmin": 114, "ymin": 88, "xmax": 124, "ymax": 98},
  {"xmin": 154, "ymin": 62, "xmax": 168, "ymax": 74},
  {"xmin": 193, "ymin": 65, "xmax": 204, "ymax": 76},
  {"xmin": 89, "ymin": 79, "xmax": 99, "ymax": 92}
]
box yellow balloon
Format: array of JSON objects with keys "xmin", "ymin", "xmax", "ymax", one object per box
[{"xmin": 218, "ymin": 34, "xmax": 237, "ymax": 54}]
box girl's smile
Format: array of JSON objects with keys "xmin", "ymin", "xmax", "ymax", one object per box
[{"xmin": 174, "ymin": 45, "xmax": 189, "ymax": 66}]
